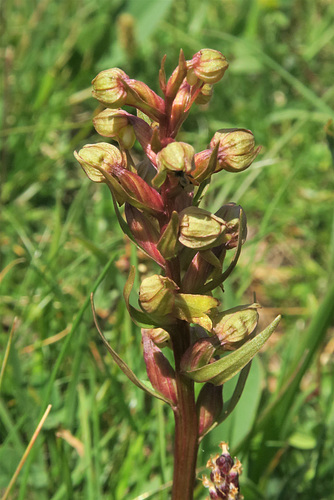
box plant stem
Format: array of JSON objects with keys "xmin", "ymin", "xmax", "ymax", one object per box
[{"xmin": 170, "ymin": 320, "xmax": 199, "ymax": 500}]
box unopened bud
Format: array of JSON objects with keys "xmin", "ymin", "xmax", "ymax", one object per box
[
  {"xmin": 92, "ymin": 68, "xmax": 129, "ymax": 108},
  {"xmin": 125, "ymin": 79, "xmax": 165, "ymax": 121},
  {"xmin": 187, "ymin": 49, "xmax": 228, "ymax": 85},
  {"xmin": 191, "ymin": 146, "xmax": 218, "ymax": 184},
  {"xmin": 178, "ymin": 207, "xmax": 226, "ymax": 250},
  {"xmin": 181, "ymin": 338, "xmax": 217, "ymax": 373},
  {"xmin": 215, "ymin": 203, "xmax": 247, "ymax": 249},
  {"xmin": 139, "ymin": 275, "xmax": 178, "ymax": 319},
  {"xmin": 170, "ymin": 82, "xmax": 191, "ymax": 134},
  {"xmin": 74, "ymin": 142, "xmax": 126, "ymax": 183},
  {"xmin": 153, "ymin": 142, "xmax": 195, "ymax": 188},
  {"xmin": 143, "ymin": 327, "xmax": 171, "ymax": 348},
  {"xmin": 74, "ymin": 143, "xmax": 164, "ymax": 214},
  {"xmin": 93, "ymin": 109, "xmax": 136, "ymax": 149},
  {"xmin": 212, "ymin": 303, "xmax": 260, "ymax": 349},
  {"xmin": 195, "ymin": 83, "xmax": 213, "ymax": 105},
  {"xmin": 210, "ymin": 128, "xmax": 261, "ymax": 173}
]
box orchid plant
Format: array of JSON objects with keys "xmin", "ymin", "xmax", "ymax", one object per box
[{"xmin": 74, "ymin": 49, "xmax": 280, "ymax": 500}]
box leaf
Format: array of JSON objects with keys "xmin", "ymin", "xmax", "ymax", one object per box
[
  {"xmin": 142, "ymin": 330, "xmax": 177, "ymax": 406},
  {"xmin": 182, "ymin": 315, "xmax": 281, "ymax": 385},
  {"xmin": 90, "ymin": 294, "xmax": 173, "ymax": 406},
  {"xmin": 198, "ymin": 362, "xmax": 252, "ymax": 441}
]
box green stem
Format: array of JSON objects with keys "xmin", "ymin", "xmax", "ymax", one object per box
[{"xmin": 170, "ymin": 320, "xmax": 199, "ymax": 500}]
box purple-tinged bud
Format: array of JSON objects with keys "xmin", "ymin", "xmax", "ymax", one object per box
[
  {"xmin": 93, "ymin": 109, "xmax": 136, "ymax": 149},
  {"xmin": 216, "ymin": 454, "xmax": 234, "ymax": 475},
  {"xmin": 203, "ymin": 443, "xmax": 243, "ymax": 500},
  {"xmin": 178, "ymin": 207, "xmax": 226, "ymax": 250},
  {"xmin": 154, "ymin": 142, "xmax": 195, "ymax": 188},
  {"xmin": 187, "ymin": 49, "xmax": 228, "ymax": 85},
  {"xmin": 92, "ymin": 68, "xmax": 129, "ymax": 108},
  {"xmin": 210, "ymin": 128, "xmax": 261, "ymax": 173}
]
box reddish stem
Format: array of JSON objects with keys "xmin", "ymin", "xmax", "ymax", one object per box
[{"xmin": 170, "ymin": 320, "xmax": 199, "ymax": 500}]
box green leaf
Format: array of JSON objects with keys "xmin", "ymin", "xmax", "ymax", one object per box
[{"xmin": 182, "ymin": 315, "xmax": 281, "ymax": 385}]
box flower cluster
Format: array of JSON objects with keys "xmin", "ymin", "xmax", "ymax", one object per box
[
  {"xmin": 74, "ymin": 48, "xmax": 281, "ymax": 499},
  {"xmin": 202, "ymin": 442, "xmax": 243, "ymax": 500}
]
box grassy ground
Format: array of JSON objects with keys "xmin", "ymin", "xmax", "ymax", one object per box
[{"xmin": 1, "ymin": 0, "xmax": 334, "ymax": 498}]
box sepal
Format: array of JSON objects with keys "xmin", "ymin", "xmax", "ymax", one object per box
[
  {"xmin": 125, "ymin": 204, "xmax": 165, "ymax": 267},
  {"xmin": 157, "ymin": 211, "xmax": 180, "ymax": 259}
]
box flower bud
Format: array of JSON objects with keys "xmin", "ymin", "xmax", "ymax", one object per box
[
  {"xmin": 212, "ymin": 303, "xmax": 260, "ymax": 349},
  {"xmin": 210, "ymin": 128, "xmax": 261, "ymax": 173},
  {"xmin": 125, "ymin": 204, "xmax": 165, "ymax": 267},
  {"xmin": 195, "ymin": 83, "xmax": 213, "ymax": 105},
  {"xmin": 187, "ymin": 49, "xmax": 228, "ymax": 85},
  {"xmin": 174, "ymin": 292, "xmax": 219, "ymax": 331},
  {"xmin": 181, "ymin": 338, "xmax": 217, "ymax": 373},
  {"xmin": 202, "ymin": 443, "xmax": 242, "ymax": 500},
  {"xmin": 74, "ymin": 143, "xmax": 164, "ymax": 214},
  {"xmin": 139, "ymin": 275, "xmax": 178, "ymax": 320},
  {"xmin": 143, "ymin": 328, "xmax": 171, "ymax": 348},
  {"xmin": 215, "ymin": 203, "xmax": 247, "ymax": 249},
  {"xmin": 153, "ymin": 142, "xmax": 195, "ymax": 188},
  {"xmin": 191, "ymin": 146, "xmax": 218, "ymax": 184},
  {"xmin": 125, "ymin": 79, "xmax": 165, "ymax": 120},
  {"xmin": 93, "ymin": 109, "xmax": 136, "ymax": 149},
  {"xmin": 92, "ymin": 68, "xmax": 129, "ymax": 108},
  {"xmin": 165, "ymin": 49, "xmax": 187, "ymax": 99},
  {"xmin": 178, "ymin": 207, "xmax": 226, "ymax": 250},
  {"xmin": 74, "ymin": 142, "xmax": 126, "ymax": 183},
  {"xmin": 169, "ymin": 82, "xmax": 191, "ymax": 135}
]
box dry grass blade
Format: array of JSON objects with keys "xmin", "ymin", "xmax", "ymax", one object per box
[{"xmin": 1, "ymin": 404, "xmax": 52, "ymax": 500}]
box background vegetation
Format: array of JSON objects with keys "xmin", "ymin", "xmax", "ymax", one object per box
[{"xmin": 1, "ymin": 0, "xmax": 334, "ymax": 498}]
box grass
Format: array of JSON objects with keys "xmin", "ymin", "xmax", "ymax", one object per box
[{"xmin": 1, "ymin": 0, "xmax": 334, "ymax": 498}]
